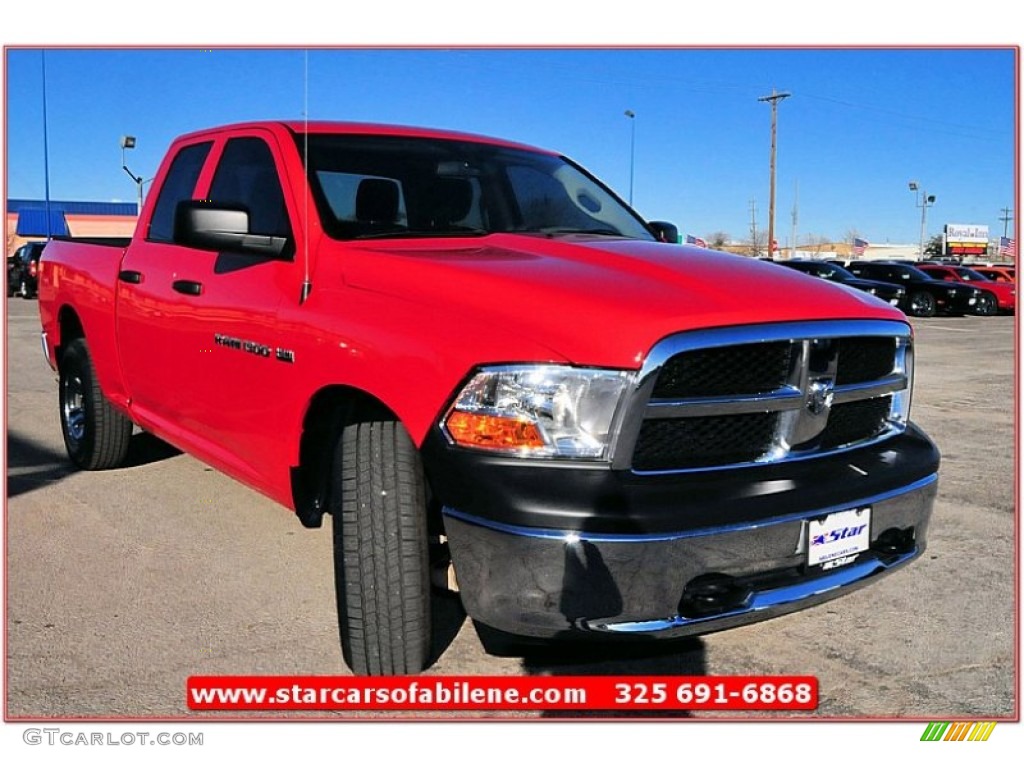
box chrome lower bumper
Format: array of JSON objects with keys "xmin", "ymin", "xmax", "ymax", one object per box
[{"xmin": 443, "ymin": 474, "xmax": 937, "ymax": 639}]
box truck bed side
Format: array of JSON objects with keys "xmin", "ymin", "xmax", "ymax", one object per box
[{"xmin": 39, "ymin": 238, "xmax": 131, "ymax": 410}]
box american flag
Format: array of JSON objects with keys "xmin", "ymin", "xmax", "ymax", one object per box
[
  {"xmin": 853, "ymin": 237, "xmax": 869, "ymax": 256},
  {"xmin": 999, "ymin": 236, "xmax": 1017, "ymax": 258},
  {"xmin": 685, "ymin": 234, "xmax": 707, "ymax": 248}
]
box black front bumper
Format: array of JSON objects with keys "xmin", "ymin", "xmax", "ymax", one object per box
[
  {"xmin": 936, "ymin": 289, "xmax": 979, "ymax": 314},
  {"xmin": 423, "ymin": 425, "xmax": 940, "ymax": 639}
]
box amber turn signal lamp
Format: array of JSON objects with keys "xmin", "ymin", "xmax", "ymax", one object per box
[{"xmin": 445, "ymin": 411, "xmax": 545, "ymax": 451}]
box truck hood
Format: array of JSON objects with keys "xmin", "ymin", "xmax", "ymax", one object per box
[{"xmin": 342, "ymin": 234, "xmax": 906, "ymax": 368}]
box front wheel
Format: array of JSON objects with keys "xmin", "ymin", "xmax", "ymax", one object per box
[
  {"xmin": 908, "ymin": 291, "xmax": 937, "ymax": 318},
  {"xmin": 330, "ymin": 420, "xmax": 432, "ymax": 675},
  {"xmin": 974, "ymin": 292, "xmax": 997, "ymax": 316},
  {"xmin": 59, "ymin": 338, "xmax": 133, "ymax": 469}
]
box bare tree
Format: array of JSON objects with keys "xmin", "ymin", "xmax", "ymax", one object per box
[{"xmin": 804, "ymin": 234, "xmax": 831, "ymax": 257}]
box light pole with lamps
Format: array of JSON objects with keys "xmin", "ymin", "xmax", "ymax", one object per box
[
  {"xmin": 908, "ymin": 181, "xmax": 936, "ymax": 260},
  {"xmin": 121, "ymin": 135, "xmax": 144, "ymax": 216},
  {"xmin": 624, "ymin": 110, "xmax": 636, "ymax": 206}
]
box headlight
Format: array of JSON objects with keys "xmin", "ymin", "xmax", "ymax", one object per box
[
  {"xmin": 442, "ymin": 365, "xmax": 635, "ymax": 459},
  {"xmin": 891, "ymin": 338, "xmax": 914, "ymax": 426}
]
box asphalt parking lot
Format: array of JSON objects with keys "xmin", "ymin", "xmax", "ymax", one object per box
[{"xmin": 3, "ymin": 296, "xmax": 1017, "ymax": 719}]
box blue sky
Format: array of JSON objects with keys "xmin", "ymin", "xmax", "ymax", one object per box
[{"xmin": 4, "ymin": 46, "xmax": 1016, "ymax": 246}]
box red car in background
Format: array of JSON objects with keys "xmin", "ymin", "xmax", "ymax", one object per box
[
  {"xmin": 973, "ymin": 265, "xmax": 1015, "ymax": 284},
  {"xmin": 918, "ymin": 264, "xmax": 1015, "ymax": 314}
]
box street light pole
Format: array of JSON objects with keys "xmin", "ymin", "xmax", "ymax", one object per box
[
  {"xmin": 908, "ymin": 181, "xmax": 936, "ymax": 259},
  {"xmin": 121, "ymin": 135, "xmax": 144, "ymax": 216},
  {"xmin": 624, "ymin": 110, "xmax": 636, "ymax": 206},
  {"xmin": 759, "ymin": 89, "xmax": 791, "ymax": 259}
]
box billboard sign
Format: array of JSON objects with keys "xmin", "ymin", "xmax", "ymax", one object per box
[{"xmin": 944, "ymin": 223, "xmax": 989, "ymax": 256}]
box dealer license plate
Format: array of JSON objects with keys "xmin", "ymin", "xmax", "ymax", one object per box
[{"xmin": 807, "ymin": 507, "xmax": 871, "ymax": 568}]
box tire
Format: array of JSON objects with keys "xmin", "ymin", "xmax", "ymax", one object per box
[
  {"xmin": 974, "ymin": 292, "xmax": 997, "ymax": 316},
  {"xmin": 908, "ymin": 290, "xmax": 936, "ymax": 318},
  {"xmin": 59, "ymin": 338, "xmax": 133, "ymax": 470},
  {"xmin": 330, "ymin": 420, "xmax": 431, "ymax": 675},
  {"xmin": 19, "ymin": 279, "xmax": 30, "ymax": 299}
]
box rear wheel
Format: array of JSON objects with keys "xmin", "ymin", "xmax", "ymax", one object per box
[
  {"xmin": 908, "ymin": 291, "xmax": 936, "ymax": 318},
  {"xmin": 59, "ymin": 338, "xmax": 133, "ymax": 469},
  {"xmin": 330, "ymin": 420, "xmax": 431, "ymax": 675}
]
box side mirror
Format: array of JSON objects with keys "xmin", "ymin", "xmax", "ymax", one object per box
[
  {"xmin": 648, "ymin": 220, "xmax": 680, "ymax": 244},
  {"xmin": 174, "ymin": 201, "xmax": 287, "ymax": 258}
]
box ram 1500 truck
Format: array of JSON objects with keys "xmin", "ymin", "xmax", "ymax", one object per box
[{"xmin": 38, "ymin": 121, "xmax": 940, "ymax": 675}]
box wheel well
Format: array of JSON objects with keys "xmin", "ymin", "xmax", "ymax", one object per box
[
  {"xmin": 291, "ymin": 386, "xmax": 397, "ymax": 528},
  {"xmin": 56, "ymin": 306, "xmax": 85, "ymax": 365}
]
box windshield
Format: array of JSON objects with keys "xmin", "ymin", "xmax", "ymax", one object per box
[
  {"xmin": 815, "ymin": 263, "xmax": 852, "ymax": 280},
  {"xmin": 298, "ymin": 133, "xmax": 655, "ymax": 242},
  {"xmin": 885, "ymin": 265, "xmax": 928, "ymax": 282},
  {"xmin": 787, "ymin": 262, "xmax": 850, "ymax": 280},
  {"xmin": 953, "ymin": 267, "xmax": 990, "ymax": 282}
]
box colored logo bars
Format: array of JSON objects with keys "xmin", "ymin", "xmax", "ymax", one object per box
[{"xmin": 920, "ymin": 722, "xmax": 997, "ymax": 742}]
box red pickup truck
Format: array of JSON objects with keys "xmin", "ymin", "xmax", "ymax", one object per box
[{"xmin": 38, "ymin": 121, "xmax": 939, "ymax": 675}]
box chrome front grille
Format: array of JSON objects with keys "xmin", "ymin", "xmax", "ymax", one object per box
[{"xmin": 611, "ymin": 320, "xmax": 914, "ymax": 473}]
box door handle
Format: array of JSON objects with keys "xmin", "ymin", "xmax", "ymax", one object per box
[
  {"xmin": 172, "ymin": 280, "xmax": 204, "ymax": 296},
  {"xmin": 118, "ymin": 270, "xmax": 144, "ymax": 284}
]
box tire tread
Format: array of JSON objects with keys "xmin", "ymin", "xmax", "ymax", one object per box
[{"xmin": 332, "ymin": 420, "xmax": 430, "ymax": 675}]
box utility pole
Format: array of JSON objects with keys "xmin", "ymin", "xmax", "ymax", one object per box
[
  {"xmin": 999, "ymin": 207, "xmax": 1014, "ymax": 238},
  {"xmin": 790, "ymin": 180, "xmax": 799, "ymax": 259},
  {"xmin": 749, "ymin": 199, "xmax": 758, "ymax": 257},
  {"xmin": 758, "ymin": 89, "xmax": 791, "ymax": 261}
]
